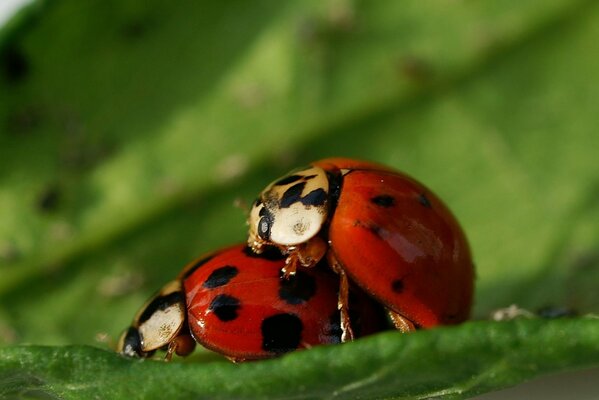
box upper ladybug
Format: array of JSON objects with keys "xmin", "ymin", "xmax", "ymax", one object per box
[{"xmin": 248, "ymin": 158, "xmax": 475, "ymax": 341}]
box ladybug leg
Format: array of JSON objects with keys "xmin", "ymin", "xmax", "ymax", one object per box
[
  {"xmin": 297, "ymin": 236, "xmax": 327, "ymax": 268},
  {"xmin": 281, "ymin": 249, "xmax": 299, "ymax": 279},
  {"xmin": 327, "ymin": 252, "xmax": 355, "ymax": 342},
  {"xmin": 388, "ymin": 311, "xmax": 416, "ymax": 333},
  {"xmin": 283, "ymin": 237, "xmax": 328, "ymax": 278}
]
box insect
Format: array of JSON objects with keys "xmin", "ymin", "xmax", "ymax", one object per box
[
  {"xmin": 248, "ymin": 158, "xmax": 475, "ymax": 341},
  {"xmin": 118, "ymin": 243, "xmax": 387, "ymax": 361}
]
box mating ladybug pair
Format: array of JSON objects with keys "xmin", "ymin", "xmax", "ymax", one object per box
[{"xmin": 117, "ymin": 158, "xmax": 474, "ymax": 361}]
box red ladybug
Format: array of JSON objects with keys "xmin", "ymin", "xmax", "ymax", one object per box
[
  {"xmin": 117, "ymin": 244, "xmax": 387, "ymax": 361},
  {"xmin": 248, "ymin": 158, "xmax": 474, "ymax": 341}
]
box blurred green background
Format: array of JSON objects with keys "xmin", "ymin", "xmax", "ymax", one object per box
[{"xmin": 1, "ymin": 0, "xmax": 598, "ymax": 398}]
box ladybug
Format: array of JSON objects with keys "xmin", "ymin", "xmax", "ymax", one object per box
[
  {"xmin": 117, "ymin": 244, "xmax": 387, "ymax": 361},
  {"xmin": 248, "ymin": 158, "xmax": 474, "ymax": 341}
]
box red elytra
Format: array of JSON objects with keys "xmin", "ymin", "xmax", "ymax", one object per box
[
  {"xmin": 248, "ymin": 158, "xmax": 474, "ymax": 337},
  {"xmin": 182, "ymin": 244, "xmax": 388, "ymax": 361}
]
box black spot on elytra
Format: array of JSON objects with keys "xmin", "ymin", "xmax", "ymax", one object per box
[
  {"xmin": 261, "ymin": 313, "xmax": 303, "ymax": 354},
  {"xmin": 280, "ymin": 182, "xmax": 327, "ymax": 208},
  {"xmin": 36, "ymin": 184, "xmax": 61, "ymax": 213},
  {"xmin": 209, "ymin": 294, "xmax": 241, "ymax": 322},
  {"xmin": 120, "ymin": 327, "xmax": 146, "ymax": 357},
  {"xmin": 371, "ymin": 195, "xmax": 395, "ymax": 208},
  {"xmin": 353, "ymin": 219, "xmax": 384, "ymax": 238},
  {"xmin": 418, "ymin": 193, "xmax": 432, "ymax": 208},
  {"xmin": 391, "ymin": 279, "xmax": 404, "ymax": 293},
  {"xmin": 1, "ymin": 45, "xmax": 29, "ymax": 83},
  {"xmin": 203, "ymin": 266, "xmax": 238, "ymax": 289},
  {"xmin": 138, "ymin": 291, "xmax": 185, "ymax": 324},
  {"xmin": 274, "ymin": 174, "xmax": 303, "ymax": 186},
  {"xmin": 242, "ymin": 245, "xmax": 286, "ymax": 261},
  {"xmin": 279, "ymin": 271, "xmax": 317, "ymax": 305},
  {"xmin": 258, "ymin": 206, "xmax": 274, "ymax": 240},
  {"xmin": 182, "ymin": 254, "xmax": 216, "ymax": 279},
  {"xmin": 367, "ymin": 223, "xmax": 383, "ymax": 237}
]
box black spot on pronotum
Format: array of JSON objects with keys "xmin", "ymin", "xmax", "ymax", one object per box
[
  {"xmin": 418, "ymin": 193, "xmax": 432, "ymax": 208},
  {"xmin": 202, "ymin": 265, "xmax": 238, "ymax": 289},
  {"xmin": 280, "ymin": 182, "xmax": 306, "ymax": 207},
  {"xmin": 1, "ymin": 45, "xmax": 29, "ymax": 83},
  {"xmin": 242, "ymin": 246, "xmax": 285, "ymax": 261},
  {"xmin": 36, "ymin": 184, "xmax": 61, "ymax": 213},
  {"xmin": 120, "ymin": 327, "xmax": 145, "ymax": 357},
  {"xmin": 182, "ymin": 254, "xmax": 216, "ymax": 279},
  {"xmin": 138, "ymin": 291, "xmax": 185, "ymax": 324},
  {"xmin": 391, "ymin": 279, "xmax": 404, "ymax": 293},
  {"xmin": 261, "ymin": 313, "xmax": 303, "ymax": 354},
  {"xmin": 279, "ymin": 271, "xmax": 317, "ymax": 305},
  {"xmin": 209, "ymin": 294, "xmax": 241, "ymax": 322},
  {"xmin": 371, "ymin": 195, "xmax": 395, "ymax": 208},
  {"xmin": 280, "ymin": 182, "xmax": 327, "ymax": 208},
  {"xmin": 274, "ymin": 174, "xmax": 303, "ymax": 186},
  {"xmin": 258, "ymin": 206, "xmax": 274, "ymax": 240},
  {"xmin": 301, "ymin": 188, "xmax": 327, "ymax": 207}
]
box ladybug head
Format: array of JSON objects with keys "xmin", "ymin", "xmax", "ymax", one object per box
[{"xmin": 248, "ymin": 165, "xmax": 330, "ymax": 251}]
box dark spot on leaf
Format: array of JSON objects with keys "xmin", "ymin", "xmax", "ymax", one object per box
[
  {"xmin": 36, "ymin": 184, "xmax": 61, "ymax": 213},
  {"xmin": 209, "ymin": 294, "xmax": 241, "ymax": 322},
  {"xmin": 1, "ymin": 44, "xmax": 29, "ymax": 83},
  {"xmin": 397, "ymin": 56, "xmax": 434, "ymax": 83},
  {"xmin": 536, "ymin": 306, "xmax": 578, "ymax": 319},
  {"xmin": 261, "ymin": 313, "xmax": 302, "ymax": 354},
  {"xmin": 202, "ymin": 266, "xmax": 238, "ymax": 289},
  {"xmin": 120, "ymin": 19, "xmax": 150, "ymax": 39},
  {"xmin": 6, "ymin": 106, "xmax": 42, "ymax": 136}
]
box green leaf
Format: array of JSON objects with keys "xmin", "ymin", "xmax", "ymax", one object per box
[
  {"xmin": 1, "ymin": 0, "xmax": 599, "ymax": 398},
  {"xmin": 1, "ymin": 319, "xmax": 598, "ymax": 400}
]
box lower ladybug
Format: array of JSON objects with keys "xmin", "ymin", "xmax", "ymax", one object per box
[
  {"xmin": 248, "ymin": 158, "xmax": 474, "ymax": 341},
  {"xmin": 117, "ymin": 244, "xmax": 388, "ymax": 362}
]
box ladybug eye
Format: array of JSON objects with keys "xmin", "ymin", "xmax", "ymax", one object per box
[{"xmin": 258, "ymin": 216, "xmax": 271, "ymax": 240}]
